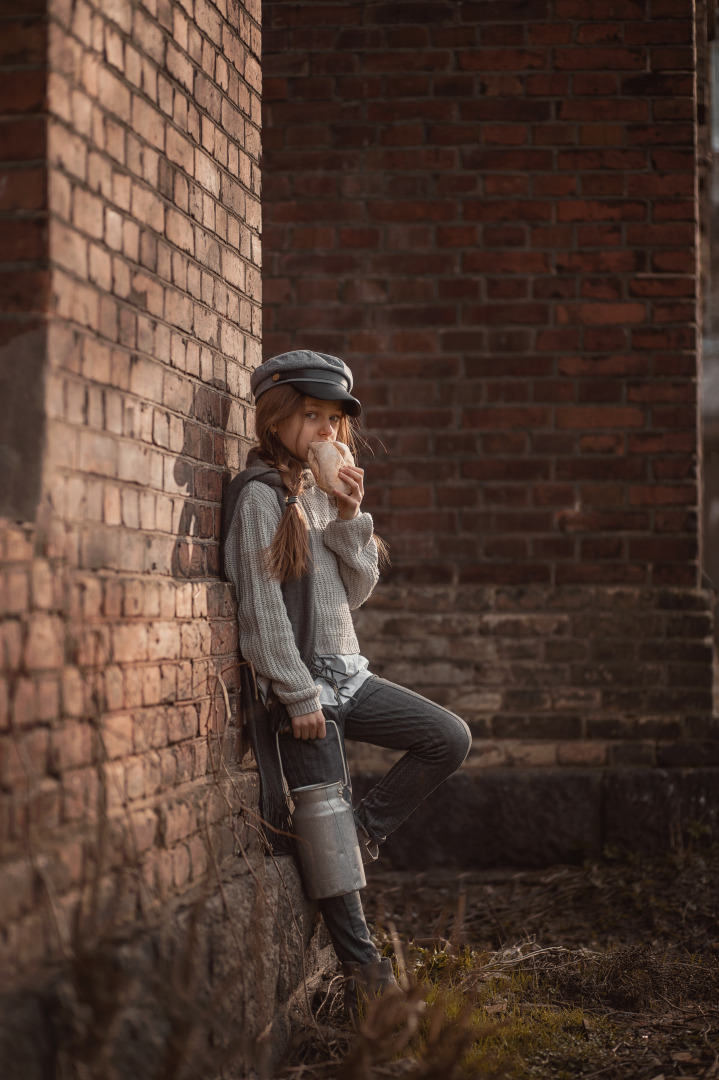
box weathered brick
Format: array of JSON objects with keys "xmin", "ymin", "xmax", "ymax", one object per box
[
  {"xmin": 112, "ymin": 624, "xmax": 148, "ymax": 663},
  {"xmin": 101, "ymin": 712, "xmax": 134, "ymax": 760},
  {"xmin": 11, "ymin": 677, "xmax": 37, "ymax": 729},
  {"xmin": 4, "ymin": 570, "xmax": 29, "ymax": 615},
  {"xmin": 167, "ymin": 705, "xmax": 197, "ymax": 743},
  {"xmin": 130, "ymin": 807, "xmax": 158, "ymax": 851},
  {"xmin": 24, "ymin": 615, "xmax": 64, "ymax": 671},
  {"xmin": 125, "ymin": 755, "xmax": 146, "ymax": 801},
  {"xmin": 130, "ymin": 182, "xmax": 164, "ymax": 231},
  {"xmin": 147, "ymin": 620, "xmax": 181, "ymax": 660},
  {"xmin": 50, "ymin": 721, "xmax": 93, "ymax": 772},
  {"xmin": 61, "ymin": 666, "xmax": 86, "ymax": 717},
  {"xmin": 161, "ymin": 798, "xmax": 196, "ymax": 845},
  {"xmin": 0, "ymin": 858, "xmax": 34, "ymax": 924}
]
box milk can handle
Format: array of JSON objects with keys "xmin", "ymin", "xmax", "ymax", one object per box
[{"xmin": 275, "ymin": 717, "xmax": 350, "ymax": 797}]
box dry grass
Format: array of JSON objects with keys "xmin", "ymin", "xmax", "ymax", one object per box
[
  {"xmin": 10, "ymin": 661, "xmax": 719, "ymax": 1079},
  {"xmin": 15, "ymin": 834, "xmax": 719, "ymax": 1079},
  {"xmin": 279, "ymin": 846, "xmax": 719, "ymax": 1080}
]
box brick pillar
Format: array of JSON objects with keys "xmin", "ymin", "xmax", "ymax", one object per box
[
  {"xmin": 0, "ymin": 4, "xmax": 48, "ymax": 521},
  {"xmin": 263, "ymin": 2, "xmax": 718, "ymax": 782},
  {"xmin": 1, "ymin": 0, "xmax": 263, "ymax": 975}
]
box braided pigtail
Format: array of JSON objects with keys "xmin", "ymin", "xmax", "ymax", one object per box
[
  {"xmin": 266, "ymin": 453, "xmax": 311, "ymax": 582},
  {"xmin": 254, "ymin": 386, "xmax": 311, "ymax": 583}
]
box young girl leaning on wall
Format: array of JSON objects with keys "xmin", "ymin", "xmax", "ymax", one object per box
[{"xmin": 221, "ymin": 350, "xmax": 471, "ymax": 1016}]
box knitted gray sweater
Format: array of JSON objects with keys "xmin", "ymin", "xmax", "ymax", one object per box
[{"xmin": 224, "ymin": 470, "xmax": 379, "ymax": 717}]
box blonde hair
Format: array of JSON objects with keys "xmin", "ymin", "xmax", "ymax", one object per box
[{"xmin": 253, "ymin": 385, "xmax": 388, "ymax": 583}]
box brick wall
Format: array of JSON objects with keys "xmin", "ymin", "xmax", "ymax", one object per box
[
  {"xmin": 1, "ymin": 0, "xmax": 261, "ymax": 976},
  {"xmin": 262, "ymin": 0, "xmax": 718, "ymax": 767},
  {"xmin": 352, "ymin": 583, "xmax": 714, "ymax": 773}
]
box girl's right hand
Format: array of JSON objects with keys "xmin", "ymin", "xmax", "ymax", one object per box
[{"xmin": 291, "ymin": 709, "xmax": 326, "ymax": 740}]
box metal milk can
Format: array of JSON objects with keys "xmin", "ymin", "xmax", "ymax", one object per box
[{"xmin": 278, "ymin": 720, "xmax": 366, "ymax": 899}]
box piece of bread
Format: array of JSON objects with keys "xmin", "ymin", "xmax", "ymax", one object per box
[{"xmin": 307, "ymin": 440, "xmax": 354, "ymax": 496}]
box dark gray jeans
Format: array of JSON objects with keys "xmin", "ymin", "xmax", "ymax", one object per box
[{"xmin": 277, "ymin": 675, "xmax": 471, "ymax": 964}]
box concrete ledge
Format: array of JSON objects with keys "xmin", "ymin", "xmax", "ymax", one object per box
[
  {"xmin": 0, "ymin": 853, "xmax": 326, "ymax": 1080},
  {"xmin": 352, "ymin": 766, "xmax": 719, "ymax": 869}
]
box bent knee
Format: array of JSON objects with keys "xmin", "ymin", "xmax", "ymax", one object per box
[
  {"xmin": 455, "ymin": 717, "xmax": 472, "ymax": 767},
  {"xmin": 441, "ymin": 712, "xmax": 471, "ymax": 770}
]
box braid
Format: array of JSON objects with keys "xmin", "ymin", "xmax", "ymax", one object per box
[{"xmin": 266, "ymin": 451, "xmax": 311, "ymax": 582}]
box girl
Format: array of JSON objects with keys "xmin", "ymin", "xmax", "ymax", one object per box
[{"xmin": 221, "ymin": 350, "xmax": 471, "ymax": 1012}]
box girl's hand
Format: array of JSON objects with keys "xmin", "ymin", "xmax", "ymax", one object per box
[
  {"xmin": 335, "ymin": 465, "xmax": 364, "ymax": 520},
  {"xmin": 291, "ymin": 709, "xmax": 326, "ymax": 740}
]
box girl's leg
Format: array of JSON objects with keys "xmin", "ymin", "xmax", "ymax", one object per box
[
  {"xmin": 343, "ymin": 677, "xmax": 472, "ymax": 846},
  {"xmin": 277, "ymin": 722, "xmax": 380, "ymax": 966},
  {"xmin": 319, "ymin": 893, "xmax": 379, "ymax": 965}
]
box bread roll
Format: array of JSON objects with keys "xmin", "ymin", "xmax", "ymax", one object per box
[{"xmin": 307, "ymin": 440, "xmax": 354, "ymax": 496}]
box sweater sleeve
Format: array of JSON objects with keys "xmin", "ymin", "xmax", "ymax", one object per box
[
  {"xmin": 322, "ymin": 511, "xmax": 379, "ymax": 610},
  {"xmin": 225, "ymin": 482, "xmax": 321, "ymax": 718}
]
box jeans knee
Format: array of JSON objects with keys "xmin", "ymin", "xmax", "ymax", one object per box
[
  {"xmin": 452, "ymin": 717, "xmax": 472, "ymax": 768},
  {"xmin": 438, "ymin": 714, "xmax": 471, "ymax": 771}
]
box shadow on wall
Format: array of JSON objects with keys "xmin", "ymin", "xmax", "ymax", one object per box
[
  {"xmin": 702, "ymin": 433, "xmax": 719, "ymax": 711},
  {"xmin": 0, "ymin": 327, "xmax": 47, "ymax": 522},
  {"xmin": 171, "ymin": 377, "xmax": 231, "ymax": 580}
]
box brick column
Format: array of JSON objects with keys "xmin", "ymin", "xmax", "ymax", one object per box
[
  {"xmin": 1, "ymin": 0, "xmax": 263, "ymax": 976},
  {"xmin": 263, "ymin": 1, "xmax": 718, "ymax": 781}
]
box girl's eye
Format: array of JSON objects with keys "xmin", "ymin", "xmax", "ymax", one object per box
[{"xmin": 305, "ymin": 412, "xmax": 341, "ymax": 423}]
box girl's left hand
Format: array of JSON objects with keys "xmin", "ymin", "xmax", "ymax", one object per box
[{"xmin": 335, "ymin": 465, "xmax": 364, "ymax": 520}]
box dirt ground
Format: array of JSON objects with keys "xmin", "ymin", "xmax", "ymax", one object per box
[{"xmin": 281, "ymin": 845, "xmax": 719, "ymax": 1079}]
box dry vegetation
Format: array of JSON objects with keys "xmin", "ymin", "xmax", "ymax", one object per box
[
  {"xmin": 9, "ymin": 672, "xmax": 717, "ymax": 1079},
  {"xmin": 15, "ymin": 814, "xmax": 718, "ymax": 1079},
  {"xmin": 279, "ymin": 842, "xmax": 719, "ymax": 1080}
]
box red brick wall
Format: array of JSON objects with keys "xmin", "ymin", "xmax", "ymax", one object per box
[
  {"xmin": 263, "ymin": 0, "xmax": 702, "ymax": 590},
  {"xmin": 1, "ymin": 0, "xmax": 261, "ymax": 975},
  {"xmin": 262, "ymin": 1, "xmax": 717, "ymax": 764}
]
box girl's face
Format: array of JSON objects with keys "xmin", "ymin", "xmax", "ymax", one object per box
[{"xmin": 275, "ymin": 396, "xmax": 344, "ymax": 462}]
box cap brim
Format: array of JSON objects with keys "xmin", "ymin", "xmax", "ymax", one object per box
[{"xmin": 291, "ymin": 380, "xmax": 362, "ymax": 417}]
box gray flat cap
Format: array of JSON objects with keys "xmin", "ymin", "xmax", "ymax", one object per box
[{"xmin": 251, "ymin": 350, "xmax": 361, "ymax": 416}]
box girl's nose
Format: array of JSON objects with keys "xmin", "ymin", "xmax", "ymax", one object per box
[{"xmin": 318, "ymin": 418, "xmax": 334, "ymax": 436}]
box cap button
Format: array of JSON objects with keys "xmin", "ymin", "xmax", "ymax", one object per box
[{"xmin": 272, "ymin": 373, "xmax": 280, "ymax": 381}]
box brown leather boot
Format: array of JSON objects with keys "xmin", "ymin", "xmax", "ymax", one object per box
[{"xmin": 342, "ymin": 957, "xmax": 398, "ymax": 1020}]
